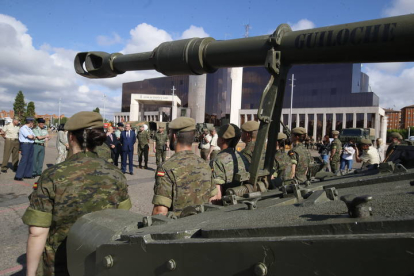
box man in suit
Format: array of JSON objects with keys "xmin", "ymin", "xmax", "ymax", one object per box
[
  {"xmin": 120, "ymin": 123, "xmax": 136, "ymax": 174},
  {"xmin": 105, "ymin": 126, "xmax": 120, "ymax": 166}
]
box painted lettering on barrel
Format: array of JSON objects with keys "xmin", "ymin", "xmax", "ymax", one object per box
[{"xmin": 294, "ymin": 23, "xmax": 397, "ymax": 49}]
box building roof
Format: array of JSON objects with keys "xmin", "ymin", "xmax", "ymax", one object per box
[
  {"xmin": 401, "ymin": 105, "xmax": 414, "ymax": 109},
  {"xmin": 384, "ymin": 108, "xmax": 400, "ymax": 113}
]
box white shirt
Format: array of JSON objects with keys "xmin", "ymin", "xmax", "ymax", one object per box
[
  {"xmin": 210, "ymin": 134, "xmax": 220, "ymax": 151},
  {"xmin": 200, "ymin": 134, "xmax": 211, "ymax": 149},
  {"xmin": 360, "ymin": 146, "xmax": 380, "ymax": 165},
  {"xmin": 342, "ymin": 145, "xmax": 355, "ymax": 160}
]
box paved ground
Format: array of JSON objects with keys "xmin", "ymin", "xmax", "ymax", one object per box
[{"xmin": 0, "ymin": 132, "xmax": 359, "ymax": 275}]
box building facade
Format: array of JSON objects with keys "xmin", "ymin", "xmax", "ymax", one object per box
[
  {"xmin": 401, "ymin": 105, "xmax": 414, "ymax": 129},
  {"xmin": 384, "ymin": 108, "xmax": 401, "ymax": 129}
]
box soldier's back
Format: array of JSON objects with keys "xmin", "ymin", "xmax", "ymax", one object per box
[{"xmin": 289, "ymin": 143, "xmax": 312, "ymax": 183}]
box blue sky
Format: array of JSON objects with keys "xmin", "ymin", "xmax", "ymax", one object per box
[{"xmin": 0, "ymin": 0, "xmax": 413, "ymax": 119}]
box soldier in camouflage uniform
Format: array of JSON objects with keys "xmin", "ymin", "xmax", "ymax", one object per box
[
  {"xmin": 240, "ymin": 121, "xmax": 259, "ymax": 163},
  {"xmin": 137, "ymin": 125, "xmax": 150, "ymax": 169},
  {"xmin": 211, "ymin": 124, "xmax": 249, "ymax": 198},
  {"xmin": 94, "ymin": 143, "xmax": 113, "ymax": 163},
  {"xmin": 289, "ymin": 127, "xmax": 312, "ymax": 184},
  {"xmin": 152, "ymin": 117, "xmax": 216, "ymax": 217},
  {"xmin": 22, "ymin": 111, "xmax": 131, "ymax": 276},
  {"xmin": 273, "ymin": 132, "xmax": 293, "ymax": 185},
  {"xmin": 153, "ymin": 125, "xmax": 169, "ymax": 166},
  {"xmin": 330, "ymin": 130, "xmax": 342, "ymax": 175},
  {"xmin": 385, "ymin": 132, "xmax": 402, "ymax": 160}
]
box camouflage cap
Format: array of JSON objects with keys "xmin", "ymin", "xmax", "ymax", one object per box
[
  {"xmin": 360, "ymin": 138, "xmax": 372, "ymax": 145},
  {"xmin": 169, "ymin": 117, "xmax": 196, "ymax": 132},
  {"xmin": 64, "ymin": 111, "xmax": 103, "ymax": 131},
  {"xmin": 291, "ymin": 127, "xmax": 307, "ymax": 135},
  {"xmin": 218, "ymin": 124, "xmax": 241, "ymax": 139},
  {"xmin": 277, "ymin": 132, "xmax": 287, "ymax": 140},
  {"xmin": 332, "ymin": 130, "xmax": 340, "ymax": 135},
  {"xmin": 241, "ymin": 121, "xmax": 259, "ymax": 132},
  {"xmin": 389, "ymin": 132, "xmax": 403, "ymax": 140}
]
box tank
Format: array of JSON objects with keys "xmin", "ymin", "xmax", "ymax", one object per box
[{"xmin": 69, "ymin": 14, "xmax": 414, "ymax": 275}]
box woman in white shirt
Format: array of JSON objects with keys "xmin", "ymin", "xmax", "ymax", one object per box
[{"xmin": 340, "ymin": 140, "xmax": 356, "ymax": 174}]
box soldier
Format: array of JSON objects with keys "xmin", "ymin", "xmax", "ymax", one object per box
[
  {"xmin": 330, "ymin": 130, "xmax": 342, "ymax": 175},
  {"xmin": 22, "ymin": 111, "xmax": 131, "ymax": 276},
  {"xmin": 199, "ymin": 127, "xmax": 211, "ymax": 160},
  {"xmin": 385, "ymin": 132, "xmax": 403, "ymax": 160},
  {"xmin": 152, "ymin": 117, "xmax": 216, "ymax": 217},
  {"xmin": 153, "ymin": 125, "xmax": 169, "ymax": 166},
  {"xmin": 114, "ymin": 122, "xmax": 124, "ymax": 165},
  {"xmin": 32, "ymin": 118, "xmax": 50, "ymax": 177},
  {"xmin": 137, "ymin": 125, "xmax": 150, "ymax": 169},
  {"xmin": 211, "ymin": 124, "xmax": 249, "ymax": 199},
  {"xmin": 289, "ymin": 127, "xmax": 312, "ymax": 185},
  {"xmin": 15, "ymin": 117, "xmax": 35, "ymax": 181},
  {"xmin": 1, "ymin": 117, "xmax": 20, "ymax": 173},
  {"xmin": 240, "ymin": 120, "xmax": 260, "ymax": 163},
  {"xmin": 273, "ymin": 132, "xmax": 293, "ymax": 184}
]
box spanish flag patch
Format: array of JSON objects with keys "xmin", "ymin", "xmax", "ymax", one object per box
[
  {"xmin": 157, "ymin": 171, "xmax": 165, "ymax": 177},
  {"xmin": 33, "ymin": 182, "xmax": 38, "ymax": 190}
]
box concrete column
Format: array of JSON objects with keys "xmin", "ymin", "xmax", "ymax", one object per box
[
  {"xmin": 230, "ymin": 68, "xmax": 243, "ymax": 126},
  {"xmin": 188, "ymin": 75, "xmax": 207, "ymax": 123},
  {"xmin": 304, "ymin": 113, "xmax": 309, "ymax": 133},
  {"xmin": 353, "ymin": 113, "xmax": 357, "ymax": 128},
  {"xmin": 343, "ymin": 113, "xmax": 346, "ymax": 129},
  {"xmin": 313, "ymin": 113, "xmax": 317, "ymax": 139},
  {"xmin": 322, "ymin": 113, "xmax": 326, "ymax": 138},
  {"xmin": 130, "ymin": 100, "xmax": 139, "ymax": 122},
  {"xmin": 363, "ymin": 113, "xmax": 368, "ymax": 128},
  {"xmin": 381, "ymin": 116, "xmax": 388, "ymax": 142},
  {"xmin": 172, "ymin": 96, "xmax": 178, "ymax": 120},
  {"xmin": 332, "ymin": 113, "xmax": 336, "ymax": 130},
  {"xmin": 244, "ymin": 114, "xmax": 247, "ymax": 123},
  {"xmin": 375, "ymin": 112, "xmax": 381, "ymax": 138}
]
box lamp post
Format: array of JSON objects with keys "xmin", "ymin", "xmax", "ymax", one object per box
[
  {"xmin": 58, "ymin": 97, "xmax": 61, "ymax": 126},
  {"xmin": 171, "ymin": 85, "xmax": 176, "ymax": 121},
  {"xmin": 289, "ymin": 74, "xmax": 295, "ymax": 129}
]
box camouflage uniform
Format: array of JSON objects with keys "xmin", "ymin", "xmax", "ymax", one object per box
[
  {"xmin": 22, "ymin": 151, "xmax": 131, "ymax": 276},
  {"xmin": 154, "ymin": 131, "xmax": 168, "ymax": 166},
  {"xmin": 94, "ymin": 143, "xmax": 113, "ymax": 163},
  {"xmin": 152, "ymin": 150, "xmax": 216, "ymax": 217},
  {"xmin": 137, "ymin": 130, "xmax": 150, "ymax": 167},
  {"xmin": 288, "ymin": 142, "xmax": 312, "ymax": 184},
  {"xmin": 240, "ymin": 141, "xmax": 265, "ymax": 168},
  {"xmin": 211, "ymin": 148, "xmax": 250, "ymax": 193},
  {"xmin": 330, "ymin": 138, "xmax": 342, "ymax": 173},
  {"xmin": 274, "ymin": 150, "xmax": 292, "ymax": 181}
]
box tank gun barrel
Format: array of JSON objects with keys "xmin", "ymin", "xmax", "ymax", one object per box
[{"xmin": 75, "ymin": 14, "xmax": 414, "ymax": 79}]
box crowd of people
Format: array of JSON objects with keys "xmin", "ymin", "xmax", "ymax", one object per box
[{"xmin": 0, "ymin": 112, "xmax": 406, "ymax": 275}]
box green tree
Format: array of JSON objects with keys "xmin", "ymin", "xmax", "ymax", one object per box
[
  {"xmin": 13, "ymin": 91, "xmax": 26, "ymax": 121},
  {"xmin": 26, "ymin": 101, "xmax": 36, "ymax": 120},
  {"xmin": 60, "ymin": 117, "xmax": 68, "ymax": 124},
  {"xmin": 93, "ymin": 107, "xmax": 100, "ymax": 113}
]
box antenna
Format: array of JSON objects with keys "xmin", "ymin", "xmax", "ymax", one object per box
[{"xmin": 244, "ymin": 23, "xmax": 251, "ymax": 38}]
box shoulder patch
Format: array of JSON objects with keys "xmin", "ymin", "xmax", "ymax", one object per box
[
  {"xmin": 288, "ymin": 150, "xmax": 295, "ymax": 156},
  {"xmin": 33, "ymin": 182, "xmax": 38, "ymax": 190},
  {"xmin": 157, "ymin": 171, "xmax": 165, "ymax": 177}
]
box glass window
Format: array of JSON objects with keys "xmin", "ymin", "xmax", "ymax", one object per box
[
  {"xmin": 367, "ymin": 113, "xmax": 375, "ymax": 128},
  {"xmin": 308, "ymin": 114, "xmax": 314, "ymax": 137},
  {"xmin": 346, "ymin": 113, "xmax": 353, "ymax": 128},
  {"xmin": 299, "ymin": 114, "xmax": 305, "ymax": 127},
  {"xmin": 336, "ymin": 113, "xmax": 343, "ymax": 131},
  {"xmin": 291, "ymin": 114, "xmax": 297, "ymax": 129},
  {"xmin": 356, "ymin": 113, "xmax": 364, "ymax": 128},
  {"xmin": 317, "ymin": 114, "xmax": 323, "ymax": 140},
  {"xmin": 326, "ymin": 114, "xmax": 333, "ymax": 135},
  {"xmin": 283, "ymin": 114, "xmax": 289, "ymax": 126}
]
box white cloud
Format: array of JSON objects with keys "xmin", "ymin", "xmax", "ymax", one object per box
[
  {"xmin": 366, "ymin": 62, "xmax": 405, "ymax": 74},
  {"xmin": 180, "ymin": 25, "xmax": 209, "ymax": 39},
  {"xmin": 97, "ymin": 32, "xmax": 123, "ymax": 46},
  {"xmin": 365, "ymin": 63, "xmax": 414, "ymax": 109},
  {"xmin": 383, "ymin": 0, "xmax": 414, "ymax": 16},
  {"xmin": 288, "ymin": 19, "xmax": 316, "ymax": 31},
  {"xmin": 0, "ymin": 14, "xmax": 210, "ymax": 119}
]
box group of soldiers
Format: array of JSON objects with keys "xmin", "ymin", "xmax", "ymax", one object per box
[{"xmin": 0, "ymin": 117, "xmax": 50, "ymax": 180}]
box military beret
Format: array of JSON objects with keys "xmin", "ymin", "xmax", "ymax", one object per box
[
  {"xmin": 117, "ymin": 122, "xmax": 124, "ymax": 127},
  {"xmin": 65, "ymin": 111, "xmax": 103, "ymax": 131},
  {"xmin": 291, "ymin": 127, "xmax": 307, "ymax": 135},
  {"xmin": 202, "ymin": 127, "xmax": 209, "ymax": 132},
  {"xmin": 360, "ymin": 138, "xmax": 372, "ymax": 145},
  {"xmin": 169, "ymin": 117, "xmax": 196, "ymax": 132},
  {"xmin": 241, "ymin": 121, "xmax": 259, "ymax": 132},
  {"xmin": 218, "ymin": 124, "xmax": 241, "ymax": 139},
  {"xmin": 332, "ymin": 130, "xmax": 340, "ymax": 135},
  {"xmin": 25, "ymin": 117, "xmax": 34, "ymax": 122},
  {"xmin": 277, "ymin": 132, "xmax": 287, "ymax": 140},
  {"xmin": 139, "ymin": 125, "xmax": 145, "ymax": 128},
  {"xmin": 37, "ymin": 118, "xmax": 45, "ymax": 123},
  {"xmin": 389, "ymin": 132, "xmax": 403, "ymax": 140},
  {"xmin": 158, "ymin": 125, "xmax": 165, "ymax": 129}
]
